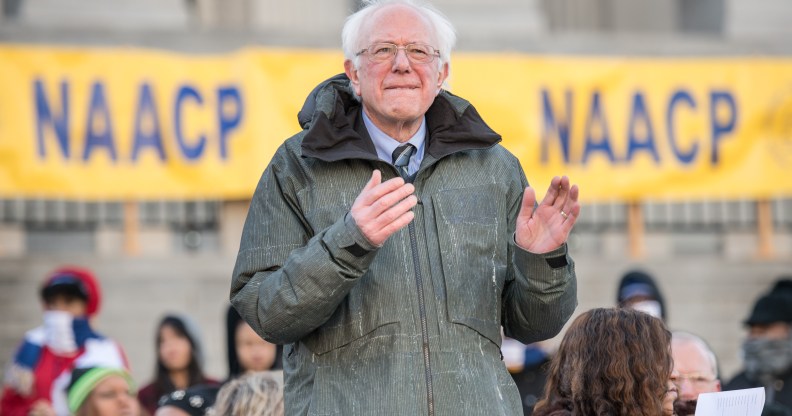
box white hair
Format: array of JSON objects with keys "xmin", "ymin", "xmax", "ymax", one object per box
[
  {"xmin": 342, "ymin": 0, "xmax": 456, "ymax": 76},
  {"xmin": 672, "ymin": 331, "xmax": 720, "ymax": 379}
]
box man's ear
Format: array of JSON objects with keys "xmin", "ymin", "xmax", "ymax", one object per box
[
  {"xmin": 344, "ymin": 60, "xmax": 362, "ymax": 97},
  {"xmin": 437, "ymin": 62, "xmax": 449, "ymax": 92}
]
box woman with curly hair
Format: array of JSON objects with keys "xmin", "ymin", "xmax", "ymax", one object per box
[{"xmin": 533, "ymin": 308, "xmax": 677, "ymax": 416}]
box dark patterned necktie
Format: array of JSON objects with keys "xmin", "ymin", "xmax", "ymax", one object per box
[{"xmin": 391, "ymin": 143, "xmax": 416, "ymax": 180}]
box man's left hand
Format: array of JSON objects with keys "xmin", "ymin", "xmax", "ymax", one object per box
[{"xmin": 515, "ymin": 176, "xmax": 580, "ymax": 254}]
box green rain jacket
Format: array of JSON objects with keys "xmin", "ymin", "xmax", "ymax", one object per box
[{"xmin": 231, "ymin": 75, "xmax": 577, "ymax": 416}]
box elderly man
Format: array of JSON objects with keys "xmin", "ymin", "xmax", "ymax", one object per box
[
  {"xmin": 670, "ymin": 331, "xmax": 722, "ymax": 415},
  {"xmin": 230, "ymin": 0, "xmax": 579, "ymax": 414}
]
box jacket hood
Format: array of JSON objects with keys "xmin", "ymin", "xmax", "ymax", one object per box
[
  {"xmin": 616, "ymin": 270, "xmax": 667, "ymax": 321},
  {"xmin": 298, "ymin": 73, "xmax": 502, "ymax": 163}
]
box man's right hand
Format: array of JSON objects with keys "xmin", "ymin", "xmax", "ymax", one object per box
[{"xmin": 351, "ymin": 170, "xmax": 417, "ymax": 247}]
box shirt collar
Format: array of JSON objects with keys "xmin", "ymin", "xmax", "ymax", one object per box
[{"xmin": 362, "ymin": 110, "xmax": 426, "ymax": 164}]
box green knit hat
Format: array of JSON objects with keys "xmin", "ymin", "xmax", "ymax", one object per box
[{"xmin": 67, "ymin": 367, "xmax": 136, "ymax": 413}]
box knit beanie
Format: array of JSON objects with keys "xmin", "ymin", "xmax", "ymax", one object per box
[
  {"xmin": 67, "ymin": 367, "xmax": 136, "ymax": 413},
  {"xmin": 744, "ymin": 278, "xmax": 792, "ymax": 326},
  {"xmin": 157, "ymin": 384, "xmax": 219, "ymax": 415},
  {"xmin": 40, "ymin": 266, "xmax": 102, "ymax": 317}
]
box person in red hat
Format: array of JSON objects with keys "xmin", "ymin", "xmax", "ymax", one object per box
[{"xmin": 0, "ymin": 266, "xmax": 129, "ymax": 416}]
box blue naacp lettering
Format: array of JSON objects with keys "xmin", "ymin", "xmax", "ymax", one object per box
[
  {"xmin": 174, "ymin": 85, "xmax": 205, "ymax": 160},
  {"xmin": 34, "ymin": 78, "xmax": 244, "ymax": 163},
  {"xmin": 582, "ymin": 91, "xmax": 616, "ymax": 164},
  {"xmin": 709, "ymin": 91, "xmax": 737, "ymax": 164},
  {"xmin": 541, "ymin": 89, "xmax": 572, "ymax": 163},
  {"xmin": 217, "ymin": 86, "xmax": 242, "ymax": 160},
  {"xmin": 131, "ymin": 82, "xmax": 166, "ymax": 161},
  {"xmin": 84, "ymin": 81, "xmax": 117, "ymax": 161},
  {"xmin": 627, "ymin": 92, "xmax": 659, "ymax": 163},
  {"xmin": 34, "ymin": 79, "xmax": 69, "ymax": 159},
  {"xmin": 666, "ymin": 90, "xmax": 698, "ymax": 164},
  {"xmin": 541, "ymin": 88, "xmax": 738, "ymax": 166}
]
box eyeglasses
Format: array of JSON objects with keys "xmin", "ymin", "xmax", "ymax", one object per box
[
  {"xmin": 356, "ymin": 42, "xmax": 441, "ymax": 64},
  {"xmin": 670, "ymin": 373, "xmax": 717, "ymax": 387}
]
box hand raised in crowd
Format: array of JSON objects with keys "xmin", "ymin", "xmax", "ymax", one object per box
[
  {"xmin": 351, "ymin": 170, "xmax": 418, "ymax": 247},
  {"xmin": 515, "ymin": 175, "xmax": 580, "ymax": 253}
]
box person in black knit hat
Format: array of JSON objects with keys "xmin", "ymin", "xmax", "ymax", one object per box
[{"xmin": 725, "ymin": 277, "xmax": 792, "ymax": 415}]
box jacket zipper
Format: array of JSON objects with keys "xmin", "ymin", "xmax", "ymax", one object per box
[
  {"xmin": 408, "ymin": 220, "xmax": 434, "ymax": 416},
  {"xmin": 405, "ymin": 172, "xmax": 434, "ymax": 416}
]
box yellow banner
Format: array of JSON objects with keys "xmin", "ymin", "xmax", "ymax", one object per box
[{"xmin": 1, "ymin": 44, "xmax": 791, "ymax": 201}]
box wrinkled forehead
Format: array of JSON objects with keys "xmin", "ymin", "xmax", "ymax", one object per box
[
  {"xmin": 672, "ymin": 340, "xmax": 715, "ymax": 374},
  {"xmin": 358, "ymin": 4, "xmax": 438, "ymax": 48}
]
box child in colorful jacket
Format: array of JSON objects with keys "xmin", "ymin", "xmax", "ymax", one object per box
[{"xmin": 1, "ymin": 266, "xmax": 128, "ymax": 416}]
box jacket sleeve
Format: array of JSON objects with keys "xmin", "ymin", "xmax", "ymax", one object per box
[
  {"xmin": 230, "ymin": 153, "xmax": 379, "ymax": 345},
  {"xmin": 500, "ymin": 168, "xmax": 578, "ymax": 344},
  {"xmin": 0, "ymin": 387, "xmax": 35, "ymax": 416}
]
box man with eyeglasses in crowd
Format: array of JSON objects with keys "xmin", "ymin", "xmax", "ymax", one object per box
[
  {"xmin": 670, "ymin": 331, "xmax": 722, "ymax": 415},
  {"xmin": 230, "ymin": 0, "xmax": 580, "ymax": 414}
]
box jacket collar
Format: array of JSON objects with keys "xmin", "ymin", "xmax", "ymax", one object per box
[{"xmin": 299, "ymin": 74, "xmax": 502, "ymax": 163}]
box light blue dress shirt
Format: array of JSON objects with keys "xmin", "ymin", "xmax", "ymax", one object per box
[{"xmin": 362, "ymin": 111, "xmax": 426, "ymax": 176}]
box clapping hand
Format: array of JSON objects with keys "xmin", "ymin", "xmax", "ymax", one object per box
[{"xmin": 515, "ymin": 176, "xmax": 580, "ymax": 253}]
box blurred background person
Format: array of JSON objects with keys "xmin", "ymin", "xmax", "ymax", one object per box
[
  {"xmin": 616, "ymin": 269, "xmax": 667, "ymax": 321},
  {"xmin": 0, "ymin": 267, "xmax": 128, "ymax": 416},
  {"xmin": 66, "ymin": 367, "xmax": 139, "ymax": 416},
  {"xmin": 533, "ymin": 307, "xmax": 673, "ymax": 416},
  {"xmin": 212, "ymin": 371, "xmax": 283, "ymax": 416},
  {"xmin": 137, "ymin": 314, "xmax": 218, "ymax": 416},
  {"xmin": 671, "ymin": 330, "xmax": 722, "ymax": 416},
  {"xmin": 154, "ymin": 384, "xmax": 219, "ymax": 416},
  {"xmin": 724, "ymin": 278, "xmax": 792, "ymax": 414},
  {"xmin": 225, "ymin": 304, "xmax": 281, "ymax": 381},
  {"xmin": 502, "ymin": 336, "xmax": 551, "ymax": 415}
]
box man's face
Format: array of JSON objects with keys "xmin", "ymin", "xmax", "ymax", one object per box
[
  {"xmin": 741, "ymin": 322, "xmax": 792, "ymax": 380},
  {"xmin": 345, "ymin": 4, "xmax": 449, "ymax": 135},
  {"xmin": 671, "ymin": 339, "xmax": 721, "ymax": 402}
]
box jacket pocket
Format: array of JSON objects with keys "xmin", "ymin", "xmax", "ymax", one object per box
[
  {"xmin": 432, "ymin": 185, "xmax": 507, "ymax": 347},
  {"xmin": 302, "ymin": 305, "xmax": 399, "ymax": 355},
  {"xmin": 301, "ymin": 255, "xmax": 409, "ymax": 355}
]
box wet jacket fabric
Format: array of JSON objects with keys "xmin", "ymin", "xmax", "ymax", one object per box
[{"xmin": 230, "ymin": 74, "xmax": 577, "ymax": 416}]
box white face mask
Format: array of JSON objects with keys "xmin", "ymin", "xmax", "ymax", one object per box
[
  {"xmin": 42, "ymin": 310, "xmax": 77, "ymax": 354},
  {"xmin": 630, "ymin": 300, "xmax": 663, "ymax": 319}
]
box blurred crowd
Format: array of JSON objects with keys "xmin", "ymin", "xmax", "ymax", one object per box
[
  {"xmin": 0, "ymin": 267, "xmax": 284, "ymax": 416},
  {"xmin": 505, "ymin": 270, "xmax": 792, "ymax": 416},
  {"xmin": 1, "ymin": 266, "xmax": 790, "ymax": 415}
]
